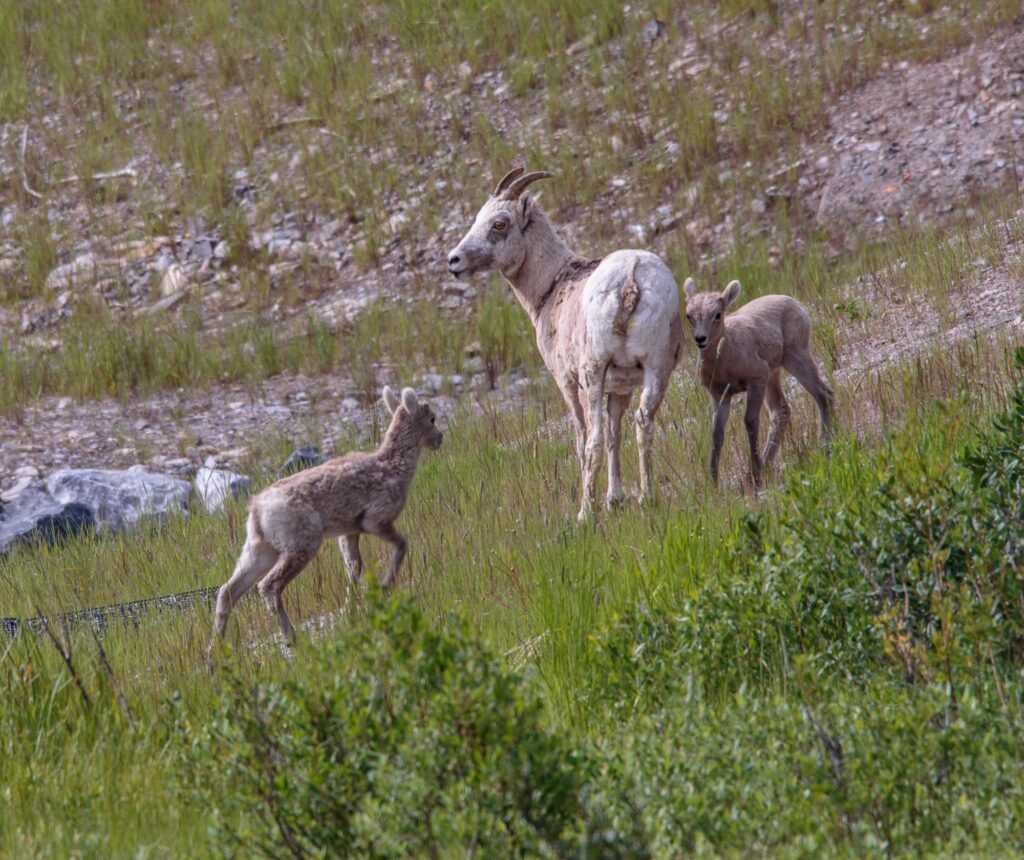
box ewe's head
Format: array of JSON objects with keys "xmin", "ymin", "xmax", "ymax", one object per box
[
  {"xmin": 683, "ymin": 277, "xmax": 741, "ymax": 351},
  {"xmin": 382, "ymin": 386, "xmax": 443, "ymax": 450},
  {"xmin": 447, "ymin": 167, "xmax": 552, "ymax": 280}
]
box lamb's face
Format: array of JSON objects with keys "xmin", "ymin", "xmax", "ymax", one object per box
[
  {"xmin": 417, "ymin": 403, "xmax": 444, "ymax": 451},
  {"xmin": 683, "ymin": 278, "xmax": 741, "ymax": 351},
  {"xmin": 447, "ymin": 196, "xmax": 528, "ymax": 280},
  {"xmin": 382, "ymin": 386, "xmax": 444, "ymax": 450}
]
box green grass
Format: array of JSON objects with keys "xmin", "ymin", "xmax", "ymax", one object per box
[{"xmin": 1, "ymin": 337, "xmax": 1022, "ymax": 855}]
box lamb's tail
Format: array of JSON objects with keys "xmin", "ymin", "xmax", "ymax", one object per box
[
  {"xmin": 246, "ymin": 505, "xmax": 265, "ymax": 542},
  {"xmin": 612, "ymin": 259, "xmax": 641, "ymax": 337}
]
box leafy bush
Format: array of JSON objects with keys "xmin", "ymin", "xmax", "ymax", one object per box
[
  {"xmin": 177, "ymin": 594, "xmax": 642, "ymax": 858},
  {"xmin": 589, "ymin": 676, "xmax": 1024, "ymax": 858},
  {"xmin": 594, "ymin": 350, "xmax": 1024, "ymax": 713}
]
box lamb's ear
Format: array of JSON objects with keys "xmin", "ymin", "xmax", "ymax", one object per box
[
  {"xmin": 401, "ymin": 387, "xmax": 419, "ymax": 413},
  {"xmin": 382, "ymin": 385, "xmax": 400, "ymax": 415},
  {"xmin": 722, "ymin": 279, "xmax": 741, "ymax": 307},
  {"xmin": 683, "ymin": 277, "xmax": 698, "ymax": 299}
]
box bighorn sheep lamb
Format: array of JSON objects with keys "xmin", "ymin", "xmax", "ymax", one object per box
[
  {"xmin": 209, "ymin": 386, "xmax": 442, "ymax": 648},
  {"xmin": 683, "ymin": 277, "xmax": 835, "ymax": 488},
  {"xmin": 448, "ymin": 168, "xmax": 682, "ymax": 521}
]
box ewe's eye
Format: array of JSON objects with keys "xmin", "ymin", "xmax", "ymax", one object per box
[
  {"xmin": 714, "ymin": 313, "xmax": 721, "ymax": 321},
  {"xmin": 430, "ymin": 415, "xmax": 436, "ymax": 424},
  {"xmin": 492, "ymin": 219, "xmax": 508, "ymax": 232}
]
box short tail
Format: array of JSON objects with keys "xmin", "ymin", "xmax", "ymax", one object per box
[{"xmin": 612, "ymin": 259, "xmax": 641, "ymax": 337}]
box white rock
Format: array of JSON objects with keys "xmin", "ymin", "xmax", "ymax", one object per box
[
  {"xmin": 194, "ymin": 467, "xmax": 252, "ymax": 514},
  {"xmin": 46, "ymin": 466, "xmax": 191, "ymax": 530}
]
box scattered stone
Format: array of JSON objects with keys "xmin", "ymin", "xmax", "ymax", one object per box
[
  {"xmin": 421, "ymin": 373, "xmax": 445, "ymax": 394},
  {"xmin": 279, "ymin": 446, "xmax": 326, "ymax": 476},
  {"xmin": 45, "ymin": 253, "xmax": 99, "ymax": 290},
  {"xmin": 46, "ymin": 466, "xmax": 191, "ymax": 531},
  {"xmin": 642, "ymin": 18, "xmax": 666, "ymax": 48},
  {"xmin": 160, "ymin": 264, "xmax": 188, "ymax": 297},
  {"xmin": 1, "ymin": 476, "xmax": 37, "ymax": 502},
  {"xmin": 194, "ymin": 467, "xmax": 252, "ymax": 514}
]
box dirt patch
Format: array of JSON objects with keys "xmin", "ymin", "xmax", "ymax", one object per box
[{"xmin": 803, "ymin": 26, "xmax": 1024, "ymax": 232}]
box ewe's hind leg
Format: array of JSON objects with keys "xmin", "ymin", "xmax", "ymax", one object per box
[
  {"xmin": 605, "ymin": 393, "xmax": 632, "ymax": 507},
  {"xmin": 258, "ymin": 548, "xmax": 318, "ymax": 644},
  {"xmin": 338, "ymin": 535, "xmax": 363, "ymax": 583},
  {"xmin": 783, "ymin": 351, "xmax": 836, "ymax": 454},
  {"xmin": 762, "ymin": 370, "xmax": 792, "ymax": 469},
  {"xmin": 212, "ymin": 536, "xmax": 279, "ymax": 642},
  {"xmin": 635, "ymin": 365, "xmax": 670, "ymax": 503}
]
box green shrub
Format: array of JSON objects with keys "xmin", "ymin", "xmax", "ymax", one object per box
[{"xmin": 177, "ymin": 594, "xmax": 642, "ymax": 858}]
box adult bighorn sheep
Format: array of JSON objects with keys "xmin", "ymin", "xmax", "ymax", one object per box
[
  {"xmin": 683, "ymin": 277, "xmax": 835, "ymax": 489},
  {"xmin": 448, "ymin": 168, "xmax": 682, "ymax": 521},
  {"xmin": 209, "ymin": 386, "xmax": 442, "ymax": 650}
]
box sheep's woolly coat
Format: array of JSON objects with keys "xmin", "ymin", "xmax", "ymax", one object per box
[
  {"xmin": 448, "ymin": 169, "xmax": 682, "ymax": 519},
  {"xmin": 684, "ymin": 278, "xmax": 834, "ymax": 488},
  {"xmin": 210, "ymin": 386, "xmax": 442, "ymax": 648}
]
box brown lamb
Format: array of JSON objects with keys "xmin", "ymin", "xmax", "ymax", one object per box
[
  {"xmin": 684, "ymin": 277, "xmax": 835, "ymax": 488},
  {"xmin": 209, "ymin": 386, "xmax": 442, "ymax": 649}
]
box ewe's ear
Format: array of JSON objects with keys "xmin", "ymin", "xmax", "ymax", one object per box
[
  {"xmin": 683, "ymin": 277, "xmax": 697, "ymax": 299},
  {"xmin": 382, "ymin": 385, "xmax": 400, "ymax": 415},
  {"xmin": 401, "ymin": 387, "xmax": 419, "ymax": 413},
  {"xmin": 722, "ymin": 280, "xmax": 741, "ymax": 307},
  {"xmin": 518, "ymin": 193, "xmax": 534, "ymax": 221}
]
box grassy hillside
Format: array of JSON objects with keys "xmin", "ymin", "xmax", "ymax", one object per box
[{"xmin": 2, "ymin": 0, "xmax": 1024, "ymax": 856}]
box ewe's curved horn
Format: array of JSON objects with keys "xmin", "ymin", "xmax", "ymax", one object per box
[
  {"xmin": 493, "ymin": 167, "xmax": 525, "ymax": 196},
  {"xmin": 503, "ymin": 170, "xmax": 553, "ymax": 200}
]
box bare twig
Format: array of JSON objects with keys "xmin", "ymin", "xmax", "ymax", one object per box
[
  {"xmin": 91, "ymin": 628, "xmax": 136, "ymax": 730},
  {"xmin": 265, "ymin": 116, "xmax": 343, "ymax": 140},
  {"xmin": 34, "ymin": 605, "xmax": 91, "ymax": 708},
  {"xmin": 58, "ymin": 165, "xmax": 138, "ymax": 185},
  {"xmin": 19, "ymin": 126, "xmax": 43, "ymax": 200}
]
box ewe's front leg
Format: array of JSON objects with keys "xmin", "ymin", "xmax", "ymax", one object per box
[
  {"xmin": 558, "ymin": 382, "xmax": 587, "ymax": 470},
  {"xmin": 578, "ymin": 365, "xmax": 608, "ymax": 522}
]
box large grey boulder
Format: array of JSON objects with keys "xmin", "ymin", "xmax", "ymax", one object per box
[
  {"xmin": 0, "ymin": 486, "xmax": 64, "ymax": 551},
  {"xmin": 46, "ymin": 466, "xmax": 191, "ymax": 530},
  {"xmin": 194, "ymin": 466, "xmax": 252, "ymax": 514}
]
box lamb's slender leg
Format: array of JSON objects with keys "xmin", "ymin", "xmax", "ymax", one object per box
[
  {"xmin": 258, "ymin": 548, "xmax": 318, "ymax": 645},
  {"xmin": 210, "ymin": 536, "xmax": 279, "ymax": 645},
  {"xmin": 709, "ymin": 387, "xmax": 733, "ymax": 487},
  {"xmin": 579, "ymin": 363, "xmax": 608, "ymax": 521},
  {"xmin": 338, "ymin": 535, "xmax": 363, "ymax": 584},
  {"xmin": 635, "ymin": 364, "xmax": 670, "ymax": 504},
  {"xmin": 783, "ymin": 351, "xmax": 836, "ymax": 455},
  {"xmin": 370, "ymin": 522, "xmax": 406, "ymax": 588},
  {"xmin": 605, "ymin": 392, "xmax": 632, "ymax": 507},
  {"xmin": 762, "ymin": 369, "xmax": 791, "ymax": 469},
  {"xmin": 743, "ymin": 380, "xmax": 767, "ymax": 489}
]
